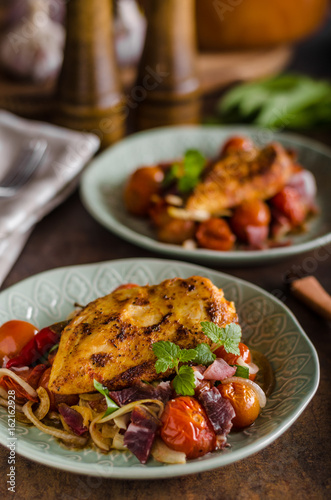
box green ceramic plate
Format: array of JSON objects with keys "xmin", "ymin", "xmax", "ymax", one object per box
[
  {"xmin": 0, "ymin": 258, "xmax": 319, "ymax": 478},
  {"xmin": 80, "ymin": 125, "xmax": 331, "ymax": 265}
]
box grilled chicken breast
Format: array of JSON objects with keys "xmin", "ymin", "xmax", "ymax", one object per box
[
  {"xmin": 49, "ymin": 277, "xmax": 237, "ymax": 395},
  {"xmin": 186, "ymin": 142, "xmax": 295, "ymax": 215}
]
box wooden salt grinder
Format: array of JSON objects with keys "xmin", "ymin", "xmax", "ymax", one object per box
[
  {"xmin": 135, "ymin": 0, "xmax": 200, "ymax": 130},
  {"xmin": 53, "ymin": 0, "xmax": 125, "ymax": 148}
]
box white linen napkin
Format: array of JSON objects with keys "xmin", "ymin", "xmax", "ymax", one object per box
[{"xmin": 0, "ymin": 110, "xmax": 100, "ymax": 286}]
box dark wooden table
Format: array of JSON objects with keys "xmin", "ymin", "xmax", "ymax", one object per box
[{"xmin": 1, "ymin": 22, "xmax": 331, "ymax": 500}]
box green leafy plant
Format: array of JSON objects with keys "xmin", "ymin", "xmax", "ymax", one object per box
[{"xmin": 217, "ymin": 74, "xmax": 331, "ymax": 129}]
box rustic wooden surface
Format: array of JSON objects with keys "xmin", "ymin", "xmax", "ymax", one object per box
[{"xmin": 0, "ymin": 20, "xmax": 331, "ymax": 500}]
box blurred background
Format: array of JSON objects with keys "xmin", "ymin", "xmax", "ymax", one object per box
[{"xmin": 0, "ymin": 0, "xmax": 330, "ymax": 143}]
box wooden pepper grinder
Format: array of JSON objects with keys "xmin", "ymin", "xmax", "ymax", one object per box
[
  {"xmin": 135, "ymin": 0, "xmax": 200, "ymax": 130},
  {"xmin": 54, "ymin": 0, "xmax": 125, "ymax": 148}
]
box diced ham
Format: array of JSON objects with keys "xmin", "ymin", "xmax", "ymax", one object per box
[
  {"xmin": 124, "ymin": 405, "xmax": 160, "ymax": 464},
  {"xmin": 203, "ymin": 359, "xmax": 236, "ymax": 381},
  {"xmin": 58, "ymin": 403, "xmax": 88, "ymax": 436},
  {"xmin": 109, "ymin": 381, "xmax": 172, "ymax": 407},
  {"xmin": 199, "ymin": 387, "xmax": 235, "ymax": 443}
]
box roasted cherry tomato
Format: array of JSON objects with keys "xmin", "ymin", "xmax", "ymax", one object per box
[
  {"xmin": 157, "ymin": 219, "xmax": 196, "ymax": 245},
  {"xmin": 221, "ymin": 136, "xmax": 254, "ymax": 156},
  {"xmin": 0, "ymin": 320, "xmax": 38, "ymax": 366},
  {"xmin": 218, "ymin": 382, "xmax": 260, "ymax": 428},
  {"xmin": 215, "ymin": 343, "xmax": 256, "ymax": 381},
  {"xmin": 230, "ymin": 199, "xmax": 271, "ymax": 243},
  {"xmin": 38, "ymin": 367, "xmax": 79, "ymax": 411},
  {"xmin": 160, "ymin": 396, "xmax": 216, "ymax": 459},
  {"xmin": 149, "ymin": 200, "xmax": 172, "ymax": 228},
  {"xmin": 149, "ymin": 201, "xmax": 196, "ymax": 244},
  {"xmin": 215, "ymin": 342, "xmax": 252, "ymax": 365},
  {"xmin": 270, "ymin": 186, "xmax": 307, "ymax": 226},
  {"xmin": 196, "ymin": 218, "xmax": 236, "ymax": 251},
  {"xmin": 124, "ymin": 166, "xmax": 164, "ymax": 216}
]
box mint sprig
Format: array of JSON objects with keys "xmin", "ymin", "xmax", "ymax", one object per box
[
  {"xmin": 93, "ymin": 379, "xmax": 119, "ymax": 418},
  {"xmin": 201, "ymin": 322, "xmax": 241, "ymax": 356},
  {"xmin": 152, "ymin": 322, "xmax": 242, "ymax": 395},
  {"xmin": 163, "ymin": 149, "xmax": 206, "ymax": 193},
  {"xmin": 152, "ymin": 341, "xmax": 197, "ymax": 396}
]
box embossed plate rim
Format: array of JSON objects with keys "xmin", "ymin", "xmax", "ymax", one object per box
[
  {"xmin": 80, "ymin": 125, "xmax": 331, "ymax": 266},
  {"xmin": 0, "ymin": 258, "xmax": 320, "ymax": 478}
]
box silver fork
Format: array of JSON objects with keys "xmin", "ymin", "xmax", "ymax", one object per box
[{"xmin": 0, "ymin": 138, "xmax": 48, "ymax": 198}]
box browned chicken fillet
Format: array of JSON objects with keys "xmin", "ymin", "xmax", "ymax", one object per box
[
  {"xmin": 186, "ymin": 142, "xmax": 295, "ymax": 215},
  {"xmin": 49, "ymin": 276, "xmax": 237, "ymax": 394}
]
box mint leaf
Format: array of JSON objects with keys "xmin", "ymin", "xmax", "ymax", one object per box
[
  {"xmin": 172, "ymin": 366, "xmax": 195, "ymax": 396},
  {"xmin": 201, "ymin": 321, "xmax": 223, "ymax": 343},
  {"xmin": 155, "ymin": 359, "xmax": 171, "ymax": 374},
  {"xmin": 178, "ymin": 348, "xmax": 197, "ymax": 363},
  {"xmin": 152, "ymin": 341, "xmax": 180, "ymax": 371},
  {"xmin": 233, "ymin": 365, "xmax": 249, "ymax": 379},
  {"xmin": 163, "ymin": 149, "xmax": 206, "ymax": 194},
  {"xmin": 222, "ymin": 323, "xmax": 241, "ymax": 355},
  {"xmin": 93, "ymin": 379, "xmax": 119, "ymax": 417},
  {"xmin": 194, "ymin": 343, "xmax": 216, "ymax": 366},
  {"xmin": 201, "ymin": 321, "xmax": 241, "ymax": 355}
]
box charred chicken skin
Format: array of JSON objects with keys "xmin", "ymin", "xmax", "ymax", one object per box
[
  {"xmin": 186, "ymin": 142, "xmax": 295, "ymax": 215},
  {"xmin": 49, "ymin": 277, "xmax": 237, "ymax": 395}
]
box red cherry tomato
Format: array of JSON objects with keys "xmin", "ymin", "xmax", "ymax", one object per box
[
  {"xmin": 270, "ymin": 187, "xmax": 307, "ymax": 226},
  {"xmin": 218, "ymin": 382, "xmax": 260, "ymax": 428},
  {"xmin": 230, "ymin": 199, "xmax": 271, "ymax": 243},
  {"xmin": 124, "ymin": 166, "xmax": 164, "ymax": 216},
  {"xmin": 221, "ymin": 136, "xmax": 254, "ymax": 156},
  {"xmin": 196, "ymin": 218, "xmax": 236, "ymax": 251},
  {"xmin": 0, "ymin": 320, "xmax": 38, "ymax": 366},
  {"xmin": 160, "ymin": 396, "xmax": 216, "ymax": 459},
  {"xmin": 214, "ymin": 342, "xmax": 252, "ymax": 365}
]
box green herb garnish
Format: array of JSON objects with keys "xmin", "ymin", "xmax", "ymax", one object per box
[
  {"xmin": 152, "ymin": 322, "xmax": 242, "ymax": 396},
  {"xmin": 152, "ymin": 341, "xmax": 197, "ymax": 396},
  {"xmin": 163, "ymin": 149, "xmax": 206, "ymax": 193},
  {"xmin": 193, "ymin": 343, "xmax": 216, "ymax": 366},
  {"xmin": 201, "ymin": 322, "xmax": 241, "ymax": 356},
  {"xmin": 93, "ymin": 379, "xmax": 119, "ymax": 418}
]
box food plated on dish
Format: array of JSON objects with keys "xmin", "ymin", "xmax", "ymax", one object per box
[
  {"xmin": 0, "ymin": 277, "xmax": 271, "ymax": 465},
  {"xmin": 0, "ymin": 259, "xmax": 319, "ymax": 478},
  {"xmin": 124, "ymin": 135, "xmax": 317, "ymax": 251},
  {"xmin": 80, "ymin": 126, "xmax": 331, "ymax": 265}
]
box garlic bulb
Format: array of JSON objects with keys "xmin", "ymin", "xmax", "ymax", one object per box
[
  {"xmin": 0, "ymin": 0, "xmax": 65, "ymax": 82},
  {"xmin": 114, "ymin": 0, "xmax": 146, "ymax": 67}
]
